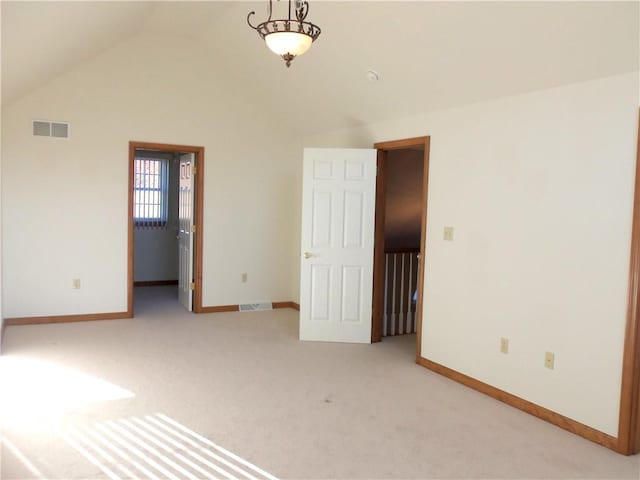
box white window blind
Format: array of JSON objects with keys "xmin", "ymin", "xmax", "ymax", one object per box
[{"xmin": 134, "ymin": 157, "xmax": 169, "ymax": 228}]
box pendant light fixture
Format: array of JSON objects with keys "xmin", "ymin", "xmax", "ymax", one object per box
[{"xmin": 247, "ymin": 0, "xmax": 321, "ymax": 67}]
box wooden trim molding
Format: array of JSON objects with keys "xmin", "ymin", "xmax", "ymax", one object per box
[
  {"xmin": 5, "ymin": 300, "xmax": 300, "ymax": 326},
  {"xmin": 129, "ymin": 141, "xmax": 205, "ymax": 315},
  {"xmin": 0, "ymin": 320, "xmax": 7, "ymax": 354},
  {"xmin": 134, "ymin": 280, "xmax": 178, "ymax": 287},
  {"xmin": 417, "ymin": 357, "xmax": 619, "ymax": 451},
  {"xmin": 618, "ymin": 109, "xmax": 640, "ymax": 455},
  {"xmin": 198, "ymin": 305, "xmax": 239, "ymax": 313},
  {"xmin": 5, "ymin": 312, "xmax": 132, "ymax": 326},
  {"xmin": 127, "ymin": 142, "xmax": 135, "ymax": 317},
  {"xmin": 192, "ymin": 148, "xmax": 205, "ymax": 314},
  {"xmin": 374, "ymin": 136, "xmax": 429, "ymax": 151},
  {"xmin": 415, "ymin": 138, "xmax": 430, "ymax": 360},
  {"xmin": 371, "ymin": 149, "xmax": 387, "ymax": 343},
  {"xmin": 272, "ymin": 301, "xmax": 300, "ymax": 310}
]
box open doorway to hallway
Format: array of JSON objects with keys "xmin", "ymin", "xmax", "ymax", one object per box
[
  {"xmin": 128, "ymin": 142, "xmax": 204, "ymax": 316},
  {"xmin": 380, "ymin": 148, "xmax": 424, "ymax": 336},
  {"xmin": 372, "ymin": 137, "xmax": 430, "ymax": 360},
  {"xmin": 133, "ymin": 148, "xmax": 184, "ymax": 312}
]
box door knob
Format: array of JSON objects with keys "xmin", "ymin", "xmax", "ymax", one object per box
[{"xmin": 303, "ymin": 252, "xmax": 314, "ymax": 259}]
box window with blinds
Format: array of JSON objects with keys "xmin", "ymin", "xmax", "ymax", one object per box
[{"xmin": 134, "ymin": 157, "xmax": 169, "ymax": 228}]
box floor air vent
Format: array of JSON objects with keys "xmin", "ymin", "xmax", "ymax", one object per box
[{"xmin": 239, "ymin": 303, "xmax": 273, "ymax": 312}]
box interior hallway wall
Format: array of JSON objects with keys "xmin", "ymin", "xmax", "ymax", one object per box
[
  {"xmin": 303, "ymin": 71, "xmax": 639, "ymax": 438},
  {"xmin": 1, "ymin": 32, "xmax": 302, "ymax": 317},
  {"xmin": 134, "ymin": 151, "xmax": 180, "ymax": 283}
]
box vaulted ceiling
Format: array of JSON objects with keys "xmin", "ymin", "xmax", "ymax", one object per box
[{"xmin": 2, "ymin": 1, "xmax": 638, "ymax": 135}]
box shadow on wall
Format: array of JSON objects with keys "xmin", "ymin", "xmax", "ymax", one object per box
[
  {"xmin": 382, "ymin": 147, "xmax": 424, "ymax": 338},
  {"xmin": 384, "ymin": 148, "xmax": 424, "ymax": 251}
]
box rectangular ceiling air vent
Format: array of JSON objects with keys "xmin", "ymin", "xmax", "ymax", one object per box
[
  {"xmin": 239, "ymin": 303, "xmax": 273, "ymax": 312},
  {"xmin": 33, "ymin": 120, "xmax": 70, "ymax": 139}
]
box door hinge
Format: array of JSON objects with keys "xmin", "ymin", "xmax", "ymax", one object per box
[
  {"xmin": 191, "ymin": 225, "xmax": 196, "ymax": 233},
  {"xmin": 192, "ymin": 166, "xmax": 196, "ymax": 176},
  {"xmin": 190, "ymin": 282, "xmax": 195, "ymax": 290}
]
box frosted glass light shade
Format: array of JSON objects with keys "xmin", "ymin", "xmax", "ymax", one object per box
[{"xmin": 265, "ymin": 32, "xmax": 312, "ymax": 56}]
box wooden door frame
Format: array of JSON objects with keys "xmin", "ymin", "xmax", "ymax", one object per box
[
  {"xmin": 618, "ymin": 109, "xmax": 640, "ymax": 455},
  {"xmin": 371, "ymin": 136, "xmax": 430, "ymax": 360},
  {"xmin": 127, "ymin": 141, "xmax": 205, "ymax": 315}
]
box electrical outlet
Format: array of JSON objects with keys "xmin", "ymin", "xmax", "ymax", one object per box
[
  {"xmin": 72, "ymin": 278, "xmax": 81, "ymax": 289},
  {"xmin": 241, "ymin": 273, "xmax": 248, "ymax": 283},
  {"xmin": 443, "ymin": 226, "xmax": 454, "ymax": 241},
  {"xmin": 545, "ymin": 351, "xmax": 555, "ymax": 369},
  {"xmin": 500, "ymin": 337, "xmax": 509, "ymax": 354}
]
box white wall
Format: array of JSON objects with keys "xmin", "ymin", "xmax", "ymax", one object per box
[
  {"xmin": 1, "ymin": 32, "xmax": 302, "ymax": 317},
  {"xmin": 304, "ymin": 72, "xmax": 639, "ymax": 437},
  {"xmin": 134, "ymin": 152, "xmax": 180, "ymax": 283}
]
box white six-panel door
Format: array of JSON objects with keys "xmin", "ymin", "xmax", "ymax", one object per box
[
  {"xmin": 300, "ymin": 148, "xmax": 377, "ymax": 343},
  {"xmin": 178, "ymin": 153, "xmax": 195, "ymax": 312}
]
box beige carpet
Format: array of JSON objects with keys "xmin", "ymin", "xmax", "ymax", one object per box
[{"xmin": 1, "ymin": 286, "xmax": 639, "ymax": 479}]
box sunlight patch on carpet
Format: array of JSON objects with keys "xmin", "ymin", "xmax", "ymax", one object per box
[
  {"xmin": 61, "ymin": 413, "xmax": 279, "ymax": 480},
  {"xmin": 0, "ymin": 434, "xmax": 47, "ymax": 479},
  {"xmin": 0, "ymin": 355, "xmax": 135, "ymax": 431}
]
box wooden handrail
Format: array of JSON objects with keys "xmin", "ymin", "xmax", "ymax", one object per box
[{"xmin": 384, "ymin": 248, "xmax": 420, "ymax": 254}]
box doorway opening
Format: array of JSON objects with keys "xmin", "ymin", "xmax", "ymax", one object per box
[
  {"xmin": 372, "ymin": 137, "xmax": 430, "ymax": 360},
  {"xmin": 127, "ymin": 141, "xmax": 204, "ymax": 316}
]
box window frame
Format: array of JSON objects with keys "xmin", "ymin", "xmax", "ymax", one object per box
[{"xmin": 133, "ymin": 156, "xmax": 170, "ymax": 228}]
